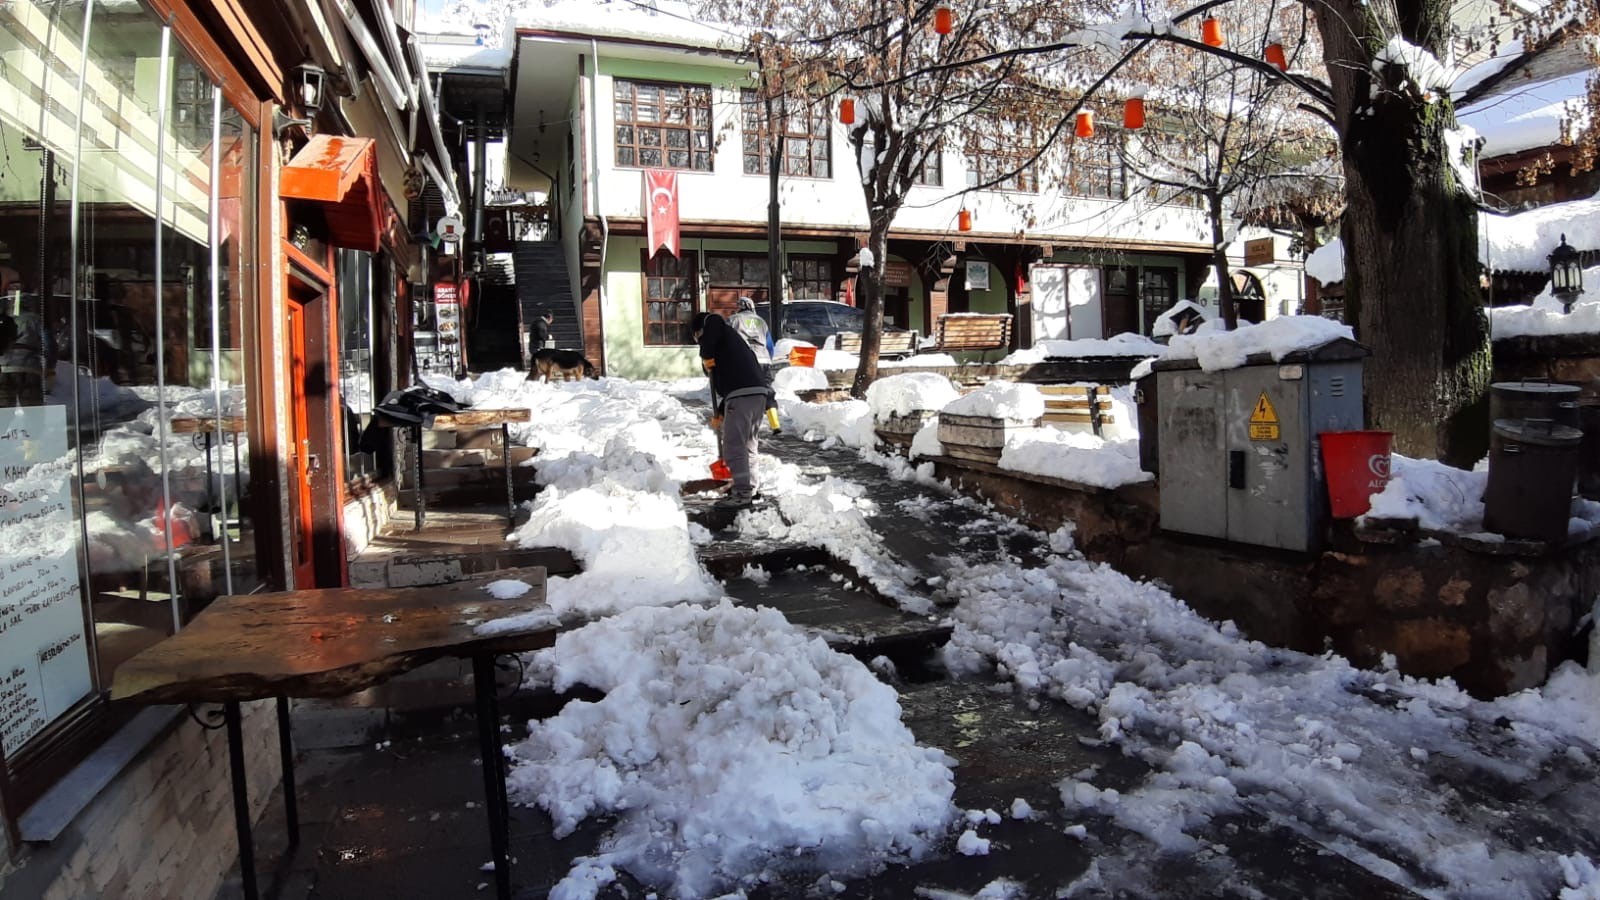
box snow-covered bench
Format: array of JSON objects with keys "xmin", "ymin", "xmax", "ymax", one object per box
[
  {"xmin": 1039, "ymin": 384, "xmax": 1113, "ymax": 436},
  {"xmin": 836, "ymin": 330, "xmax": 918, "ymax": 358}
]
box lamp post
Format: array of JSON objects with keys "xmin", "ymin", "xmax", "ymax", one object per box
[{"xmin": 1550, "ymin": 234, "xmax": 1585, "ymax": 314}]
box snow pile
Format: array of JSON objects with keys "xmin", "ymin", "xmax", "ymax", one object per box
[
  {"xmin": 500, "ymin": 485, "xmax": 720, "ymax": 622},
  {"xmin": 1001, "ymin": 334, "xmax": 1166, "ymax": 364},
  {"xmin": 812, "ymin": 349, "xmax": 865, "ymax": 370},
  {"xmin": 1361, "ymin": 454, "xmax": 1488, "ymax": 533},
  {"xmin": 887, "ymin": 353, "xmax": 958, "ymax": 368},
  {"xmin": 910, "ymin": 420, "xmax": 945, "ymax": 459},
  {"xmin": 513, "ymin": 0, "xmax": 745, "ymax": 51},
  {"xmin": 864, "ymin": 373, "xmax": 960, "ymax": 420},
  {"xmin": 1490, "ymin": 287, "xmax": 1600, "ymax": 340},
  {"xmin": 1166, "ymin": 315, "xmax": 1355, "ymax": 371},
  {"xmin": 1304, "ymin": 241, "xmax": 1345, "ymax": 285},
  {"xmin": 940, "ymin": 541, "xmax": 1600, "ymax": 895},
  {"xmin": 484, "ymin": 579, "xmax": 533, "ymax": 600},
  {"xmin": 1151, "ymin": 300, "xmax": 1209, "ymax": 338},
  {"xmin": 507, "ymin": 601, "xmax": 956, "ymax": 898},
  {"xmin": 943, "ymin": 382, "xmax": 1044, "ymax": 421},
  {"xmin": 1375, "ymin": 36, "xmax": 1456, "ymax": 92},
  {"xmin": 1482, "ymin": 193, "xmax": 1600, "ymax": 274},
  {"xmin": 999, "ymin": 429, "xmax": 1150, "ymax": 489},
  {"xmin": 781, "ymin": 397, "xmax": 879, "ymax": 450},
  {"xmin": 773, "ymin": 366, "xmax": 830, "ymax": 394}
]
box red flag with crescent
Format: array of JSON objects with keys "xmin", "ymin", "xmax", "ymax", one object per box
[{"xmin": 644, "ymin": 169, "xmax": 680, "ymax": 258}]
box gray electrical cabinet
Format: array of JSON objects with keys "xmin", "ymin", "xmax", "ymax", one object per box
[{"xmin": 1153, "ymin": 338, "xmax": 1368, "ymax": 552}]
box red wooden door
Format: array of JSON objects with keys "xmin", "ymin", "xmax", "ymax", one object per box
[{"xmin": 286, "ymin": 298, "xmax": 317, "ymax": 588}]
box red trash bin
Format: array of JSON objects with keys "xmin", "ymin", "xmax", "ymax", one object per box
[{"xmin": 1320, "ymin": 430, "xmax": 1393, "ymax": 518}]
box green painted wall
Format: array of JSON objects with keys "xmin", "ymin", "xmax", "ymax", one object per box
[{"xmin": 598, "ymin": 56, "xmax": 749, "ymax": 91}]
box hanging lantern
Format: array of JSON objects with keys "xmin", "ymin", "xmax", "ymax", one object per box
[
  {"xmin": 934, "ymin": 5, "xmax": 953, "ymax": 35},
  {"xmin": 957, "ymin": 209, "xmax": 972, "ymax": 232},
  {"xmin": 839, "ymin": 98, "xmax": 855, "ymax": 125},
  {"xmin": 1075, "ymin": 109, "xmax": 1095, "ymax": 139},
  {"xmin": 1123, "ymin": 97, "xmax": 1145, "ymax": 129},
  {"xmin": 1201, "ymin": 16, "xmax": 1224, "ymax": 47},
  {"xmin": 1265, "ymin": 42, "xmax": 1288, "ymax": 71}
]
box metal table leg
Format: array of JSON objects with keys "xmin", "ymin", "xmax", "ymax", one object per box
[
  {"xmin": 471, "ymin": 653, "xmax": 513, "ymax": 900},
  {"xmin": 224, "ymin": 701, "xmax": 259, "ymax": 900},
  {"xmin": 413, "ymin": 423, "xmax": 426, "ymax": 531},
  {"xmin": 276, "ymin": 696, "xmax": 299, "ymax": 847},
  {"xmin": 502, "ymin": 422, "xmax": 515, "ymax": 526}
]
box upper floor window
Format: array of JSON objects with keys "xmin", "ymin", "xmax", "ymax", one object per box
[
  {"xmin": 614, "ymin": 80, "xmax": 712, "ymax": 172},
  {"xmin": 740, "ymin": 90, "xmax": 831, "ymax": 178},
  {"xmin": 862, "ymin": 138, "xmax": 942, "ymax": 187},
  {"xmin": 964, "ymin": 134, "xmax": 1037, "ymax": 193},
  {"xmin": 1066, "ymin": 133, "xmax": 1126, "ymax": 200}
]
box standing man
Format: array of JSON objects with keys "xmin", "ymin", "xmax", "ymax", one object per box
[
  {"xmin": 692, "ymin": 311, "xmax": 772, "ymax": 510},
  {"xmin": 530, "ymin": 308, "xmax": 554, "ymax": 353},
  {"xmin": 727, "ymin": 296, "xmax": 773, "ymax": 367}
]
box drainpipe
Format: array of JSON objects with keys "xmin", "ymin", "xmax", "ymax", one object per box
[
  {"xmin": 472, "ymin": 103, "xmax": 488, "ymax": 274},
  {"xmin": 590, "ymin": 38, "xmax": 608, "ymax": 368}
]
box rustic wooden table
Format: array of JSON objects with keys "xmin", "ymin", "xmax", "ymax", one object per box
[
  {"xmin": 397, "ymin": 407, "xmax": 532, "ymax": 531},
  {"xmin": 111, "ymin": 566, "xmax": 559, "ymax": 900}
]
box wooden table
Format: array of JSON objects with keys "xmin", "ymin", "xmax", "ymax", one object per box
[
  {"xmin": 111, "ymin": 567, "xmax": 561, "ymax": 900},
  {"xmin": 169, "ymin": 414, "xmax": 248, "ymax": 517},
  {"xmin": 403, "ymin": 408, "xmax": 532, "ymax": 530}
]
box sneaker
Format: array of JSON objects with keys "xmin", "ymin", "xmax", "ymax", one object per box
[{"xmin": 714, "ymin": 490, "xmax": 755, "ymax": 510}]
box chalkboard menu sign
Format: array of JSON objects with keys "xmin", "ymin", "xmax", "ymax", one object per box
[{"xmin": 0, "ymin": 406, "xmax": 92, "ymax": 756}]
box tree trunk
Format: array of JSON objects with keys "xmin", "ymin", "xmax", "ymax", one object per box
[
  {"xmin": 850, "ymin": 221, "xmax": 892, "ymax": 397},
  {"xmin": 1316, "ymin": 0, "xmax": 1491, "ymax": 467},
  {"xmin": 1209, "ymin": 193, "xmax": 1237, "ymax": 331}
]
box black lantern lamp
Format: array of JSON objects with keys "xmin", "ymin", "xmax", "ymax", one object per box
[
  {"xmin": 295, "ymin": 63, "xmax": 327, "ymax": 117},
  {"xmin": 1550, "ymin": 233, "xmax": 1585, "ymax": 314}
]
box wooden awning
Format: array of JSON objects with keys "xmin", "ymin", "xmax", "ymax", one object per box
[{"xmin": 281, "ymin": 135, "xmax": 382, "ymax": 253}]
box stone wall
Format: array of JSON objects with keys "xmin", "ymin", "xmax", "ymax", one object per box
[{"xmin": 0, "ymin": 700, "xmax": 282, "ymax": 900}]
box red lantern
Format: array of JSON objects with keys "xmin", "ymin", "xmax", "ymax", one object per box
[
  {"xmin": 957, "ymin": 209, "xmax": 972, "ymax": 232},
  {"xmin": 1123, "ymin": 97, "xmax": 1145, "ymax": 130},
  {"xmin": 1201, "ymin": 17, "xmax": 1224, "ymax": 47},
  {"xmin": 1075, "ymin": 110, "xmax": 1095, "ymax": 139},
  {"xmin": 934, "ymin": 6, "xmax": 952, "ymax": 35},
  {"xmin": 839, "ymin": 98, "xmax": 855, "ymax": 125},
  {"xmin": 1265, "ymin": 42, "xmax": 1288, "ymax": 71}
]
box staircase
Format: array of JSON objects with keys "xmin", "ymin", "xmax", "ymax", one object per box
[
  {"xmin": 513, "ymin": 241, "xmax": 583, "ymax": 357},
  {"xmin": 468, "ymin": 253, "xmax": 522, "ymax": 371}
]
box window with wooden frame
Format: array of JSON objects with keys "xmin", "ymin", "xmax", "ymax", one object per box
[
  {"xmin": 642, "ymin": 249, "xmax": 699, "ymax": 345},
  {"xmin": 964, "ymin": 134, "xmax": 1037, "ymax": 193},
  {"xmin": 1065, "ymin": 132, "xmax": 1126, "ymax": 200},
  {"xmin": 788, "ymin": 257, "xmax": 835, "ymax": 301},
  {"xmin": 740, "ymin": 90, "xmax": 831, "ymax": 178},
  {"xmin": 863, "ymin": 138, "xmax": 942, "ymax": 187},
  {"xmin": 614, "ymin": 79, "xmax": 713, "ymax": 172}
]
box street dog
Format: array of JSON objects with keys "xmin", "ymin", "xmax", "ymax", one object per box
[{"xmin": 531, "ymin": 348, "xmax": 597, "ymax": 382}]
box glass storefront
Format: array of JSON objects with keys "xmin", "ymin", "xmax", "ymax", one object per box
[{"xmin": 0, "ymin": 0, "xmax": 259, "ymax": 765}]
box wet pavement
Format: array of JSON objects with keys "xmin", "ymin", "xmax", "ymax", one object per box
[{"xmin": 217, "ymin": 430, "xmax": 1429, "ymax": 900}]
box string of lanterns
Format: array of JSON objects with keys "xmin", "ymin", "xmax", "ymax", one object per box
[{"xmin": 833, "ymin": 8, "xmax": 1284, "ymax": 234}]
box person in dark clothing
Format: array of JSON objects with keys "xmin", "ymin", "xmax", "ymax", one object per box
[
  {"xmin": 692, "ymin": 311, "xmax": 773, "ymax": 509},
  {"xmin": 530, "ymin": 310, "xmax": 554, "ymax": 354}
]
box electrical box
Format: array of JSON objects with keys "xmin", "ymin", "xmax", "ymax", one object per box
[{"xmin": 1153, "ymin": 339, "xmax": 1367, "ymax": 552}]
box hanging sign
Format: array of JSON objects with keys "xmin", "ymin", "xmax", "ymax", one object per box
[
  {"xmin": 435, "ymin": 215, "xmax": 464, "ymax": 244},
  {"xmin": 1249, "ymin": 391, "xmax": 1281, "ymax": 442},
  {"xmin": 883, "ymin": 260, "xmax": 913, "ymax": 288},
  {"xmin": 0, "ymin": 406, "xmax": 92, "ymax": 756}
]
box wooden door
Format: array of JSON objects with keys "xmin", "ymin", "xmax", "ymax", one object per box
[{"xmin": 285, "ymin": 298, "xmax": 316, "ymax": 588}]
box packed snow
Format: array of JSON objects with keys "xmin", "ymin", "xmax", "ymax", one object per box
[
  {"xmin": 998, "ymin": 429, "xmax": 1150, "ymax": 489},
  {"xmin": 942, "ymin": 382, "xmax": 1044, "ymax": 421},
  {"xmin": 1165, "ymin": 315, "xmax": 1356, "ymax": 371},
  {"xmin": 1490, "ymin": 282, "xmax": 1600, "ymax": 339},
  {"xmin": 1000, "ymin": 333, "xmax": 1166, "ymax": 364},
  {"xmin": 1460, "ymin": 70, "xmax": 1593, "ymax": 159},
  {"xmin": 1362, "ymin": 454, "xmax": 1488, "ymax": 533},
  {"xmin": 507, "ymin": 601, "xmax": 956, "ymax": 898},
  {"xmin": 865, "ymin": 373, "xmax": 961, "ymax": 420}
]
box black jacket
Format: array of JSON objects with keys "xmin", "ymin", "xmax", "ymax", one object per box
[
  {"xmin": 698, "ymin": 314, "xmax": 771, "ymax": 413},
  {"xmin": 531, "ymin": 317, "xmax": 552, "ymax": 347}
]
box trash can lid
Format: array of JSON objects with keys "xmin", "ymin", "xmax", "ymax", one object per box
[
  {"xmin": 1493, "ymin": 417, "xmax": 1583, "ymax": 446},
  {"xmin": 1490, "ymin": 381, "xmax": 1580, "ymax": 397}
]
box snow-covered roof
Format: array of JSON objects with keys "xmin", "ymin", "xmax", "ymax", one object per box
[
  {"xmin": 1306, "ymin": 191, "xmax": 1600, "ymax": 285},
  {"xmin": 418, "ymin": 39, "xmax": 513, "ymax": 71},
  {"xmin": 515, "ymin": 0, "xmax": 746, "ymax": 52},
  {"xmin": 1459, "ymin": 69, "xmax": 1593, "ymax": 158}
]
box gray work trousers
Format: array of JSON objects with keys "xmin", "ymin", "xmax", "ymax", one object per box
[{"xmin": 721, "ymin": 393, "xmax": 765, "ymax": 494}]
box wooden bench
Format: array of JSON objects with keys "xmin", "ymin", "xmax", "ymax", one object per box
[
  {"xmin": 929, "ymin": 314, "xmax": 1013, "ymax": 359},
  {"xmin": 836, "ymin": 330, "xmax": 918, "ymax": 357},
  {"xmin": 1039, "ymin": 384, "xmax": 1114, "ymax": 436}
]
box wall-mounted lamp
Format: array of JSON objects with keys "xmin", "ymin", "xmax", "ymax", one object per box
[
  {"xmin": 1550, "ymin": 233, "xmax": 1586, "ymax": 314},
  {"xmin": 295, "ymin": 63, "xmax": 327, "ymax": 117}
]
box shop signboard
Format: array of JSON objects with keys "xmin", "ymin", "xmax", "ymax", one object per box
[{"xmin": 0, "ymin": 405, "xmax": 92, "ymax": 755}]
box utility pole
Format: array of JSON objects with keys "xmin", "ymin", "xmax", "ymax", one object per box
[{"xmin": 758, "ymin": 39, "xmax": 784, "ymax": 331}]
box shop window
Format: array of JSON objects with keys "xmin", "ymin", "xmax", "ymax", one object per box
[
  {"xmin": 614, "ymin": 79, "xmax": 712, "ymax": 172},
  {"xmin": 0, "ymin": 0, "xmax": 261, "ymax": 812},
  {"xmin": 788, "ymin": 257, "xmax": 835, "ymax": 301},
  {"xmin": 643, "ymin": 249, "xmax": 698, "ymax": 345},
  {"xmin": 741, "ymin": 90, "xmax": 831, "ymax": 178},
  {"xmin": 338, "ymin": 250, "xmax": 393, "ymax": 482}
]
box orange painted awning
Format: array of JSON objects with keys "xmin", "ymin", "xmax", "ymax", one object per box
[{"xmin": 281, "ymin": 135, "xmax": 382, "ymax": 253}]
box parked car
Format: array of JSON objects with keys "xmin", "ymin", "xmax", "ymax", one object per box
[{"xmin": 763, "ymin": 300, "xmax": 914, "ymax": 357}]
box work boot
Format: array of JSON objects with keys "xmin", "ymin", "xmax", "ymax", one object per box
[{"xmin": 714, "ymin": 488, "xmax": 755, "ymax": 510}]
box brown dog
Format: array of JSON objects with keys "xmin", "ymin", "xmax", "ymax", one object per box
[{"xmin": 531, "ymin": 348, "xmax": 598, "ymax": 382}]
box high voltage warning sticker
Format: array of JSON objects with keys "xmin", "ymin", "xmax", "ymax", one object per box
[{"xmin": 1249, "ymin": 392, "xmax": 1281, "ymax": 441}]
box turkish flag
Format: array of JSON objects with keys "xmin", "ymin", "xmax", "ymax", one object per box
[{"xmin": 644, "ymin": 169, "xmax": 680, "ymax": 258}]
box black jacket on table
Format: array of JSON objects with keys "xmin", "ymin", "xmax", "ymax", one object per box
[{"xmin": 697, "ymin": 313, "xmax": 771, "ymax": 415}]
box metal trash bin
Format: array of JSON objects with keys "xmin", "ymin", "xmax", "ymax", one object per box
[
  {"xmin": 1483, "ymin": 418, "xmax": 1582, "ymax": 543},
  {"xmin": 1490, "ymin": 381, "xmax": 1580, "ymax": 428}
]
